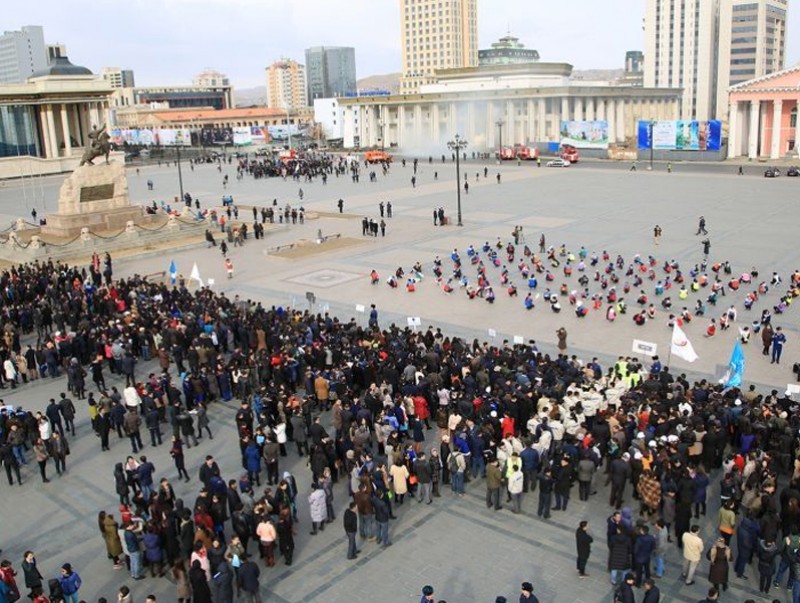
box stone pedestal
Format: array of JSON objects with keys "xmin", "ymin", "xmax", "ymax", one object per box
[{"xmin": 41, "ymin": 160, "xmax": 143, "ymax": 237}]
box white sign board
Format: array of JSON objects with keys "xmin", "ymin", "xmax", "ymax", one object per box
[
  {"xmin": 513, "ymin": 336, "xmax": 524, "ymax": 345},
  {"xmin": 355, "ymin": 304, "xmax": 366, "ymax": 313},
  {"xmin": 207, "ymin": 278, "xmax": 215, "ymax": 287},
  {"xmin": 407, "ymin": 317, "xmax": 421, "ymax": 327},
  {"xmin": 786, "ymin": 384, "xmax": 800, "ymax": 395},
  {"xmin": 632, "ymin": 339, "xmax": 658, "ymax": 357},
  {"xmin": 488, "ymin": 328, "xmax": 497, "ymax": 338}
]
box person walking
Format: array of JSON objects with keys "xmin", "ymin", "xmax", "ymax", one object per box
[
  {"xmin": 170, "ymin": 436, "xmax": 190, "ymax": 482},
  {"xmin": 343, "ymin": 502, "xmax": 359, "ymax": 560},
  {"xmin": 33, "ymin": 438, "xmax": 49, "ymax": 483},
  {"xmin": 653, "ymin": 225, "xmax": 662, "ymax": 245},
  {"xmin": 575, "ymin": 521, "xmax": 593, "ymax": 577},
  {"xmin": 225, "ymin": 258, "xmax": 234, "ymax": 279},
  {"xmin": 696, "ymin": 215, "xmax": 708, "ymax": 235}
]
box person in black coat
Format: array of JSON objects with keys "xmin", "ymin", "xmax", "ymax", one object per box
[
  {"xmin": 344, "ymin": 502, "xmax": 358, "ymax": 560},
  {"xmin": 614, "ymin": 573, "xmax": 636, "ymax": 603},
  {"xmin": 238, "ymin": 556, "xmax": 261, "ymax": 599},
  {"xmin": 210, "ymin": 561, "xmax": 234, "ymax": 603},
  {"xmin": 189, "ymin": 559, "xmax": 212, "ymax": 603},
  {"xmin": 641, "ymin": 579, "xmax": 660, "ymax": 603},
  {"xmin": 575, "ymin": 520, "xmax": 593, "ymax": 577}
]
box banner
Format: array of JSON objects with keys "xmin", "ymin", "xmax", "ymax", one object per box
[
  {"xmin": 111, "ymin": 128, "xmax": 192, "ymax": 146},
  {"xmin": 233, "ymin": 127, "xmax": 252, "ymax": 146},
  {"xmin": 560, "ymin": 120, "xmax": 609, "ymax": 149},
  {"xmin": 638, "ymin": 120, "xmax": 722, "ymax": 151},
  {"xmin": 670, "ymin": 325, "xmax": 698, "ymax": 363},
  {"xmin": 250, "ymin": 126, "xmax": 269, "ymax": 141},
  {"xmin": 632, "ymin": 339, "xmax": 658, "ymax": 357}
]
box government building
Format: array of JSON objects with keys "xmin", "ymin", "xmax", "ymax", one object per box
[{"xmin": 339, "ymin": 61, "xmax": 681, "ymax": 152}]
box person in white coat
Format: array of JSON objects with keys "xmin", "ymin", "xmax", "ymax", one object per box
[
  {"xmin": 508, "ymin": 463, "xmax": 525, "ymax": 514},
  {"xmin": 308, "ymin": 483, "xmax": 327, "ymax": 535}
]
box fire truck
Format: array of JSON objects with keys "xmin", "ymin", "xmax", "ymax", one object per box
[
  {"xmin": 365, "ymin": 150, "xmax": 392, "ymax": 163},
  {"xmin": 515, "ymin": 146, "xmax": 539, "ymax": 160},
  {"xmin": 498, "ymin": 147, "xmax": 517, "ymax": 160},
  {"xmin": 560, "ymin": 144, "xmax": 579, "ymax": 163}
]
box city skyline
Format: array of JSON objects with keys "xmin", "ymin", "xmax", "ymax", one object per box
[{"xmin": 11, "ymin": 0, "xmax": 799, "ymax": 89}]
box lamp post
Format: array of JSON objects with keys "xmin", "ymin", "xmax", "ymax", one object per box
[
  {"xmin": 649, "ymin": 119, "xmax": 655, "ymax": 171},
  {"xmin": 176, "ymin": 143, "xmax": 184, "ymax": 204},
  {"xmin": 447, "ymin": 134, "xmax": 468, "ymax": 227},
  {"xmin": 496, "ymin": 118, "xmax": 505, "ymax": 161},
  {"xmin": 285, "ymin": 108, "xmax": 293, "ymax": 150}
]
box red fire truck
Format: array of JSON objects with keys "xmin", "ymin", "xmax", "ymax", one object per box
[{"xmin": 560, "ymin": 144, "xmax": 579, "ymax": 163}]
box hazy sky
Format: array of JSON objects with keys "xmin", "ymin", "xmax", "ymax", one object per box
[{"xmin": 7, "ymin": 0, "xmax": 800, "ymax": 88}]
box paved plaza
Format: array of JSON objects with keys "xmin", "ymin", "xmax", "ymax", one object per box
[{"xmin": 0, "ymin": 156, "xmax": 799, "ymax": 603}]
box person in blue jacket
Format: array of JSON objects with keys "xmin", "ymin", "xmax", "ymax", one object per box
[{"xmin": 58, "ymin": 564, "xmax": 81, "ymax": 603}]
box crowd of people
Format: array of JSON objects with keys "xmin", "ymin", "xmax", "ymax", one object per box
[
  {"xmin": 1, "ymin": 155, "xmax": 800, "ymax": 603},
  {"xmin": 375, "ymin": 229, "xmax": 797, "ymax": 364}
]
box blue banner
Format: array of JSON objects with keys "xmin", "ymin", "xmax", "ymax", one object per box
[{"xmin": 638, "ymin": 120, "xmax": 722, "ymax": 151}]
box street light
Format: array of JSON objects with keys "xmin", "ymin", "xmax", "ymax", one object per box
[
  {"xmin": 176, "ymin": 142, "xmax": 185, "ymax": 204},
  {"xmin": 446, "ymin": 134, "xmax": 468, "ymax": 227},
  {"xmin": 496, "ymin": 118, "xmax": 505, "ymax": 160}
]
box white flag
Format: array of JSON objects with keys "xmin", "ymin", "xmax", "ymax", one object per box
[
  {"xmin": 670, "ymin": 324, "xmax": 698, "ymax": 363},
  {"xmin": 189, "ymin": 262, "xmax": 204, "ymax": 287}
]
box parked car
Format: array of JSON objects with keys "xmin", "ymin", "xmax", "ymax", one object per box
[
  {"xmin": 787, "ymin": 166, "xmax": 800, "ymax": 177},
  {"xmin": 546, "ymin": 158, "xmax": 571, "ymax": 168},
  {"xmin": 764, "ymin": 166, "xmax": 780, "ymax": 178}
]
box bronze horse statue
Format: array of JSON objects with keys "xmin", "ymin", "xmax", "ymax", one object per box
[{"xmin": 80, "ymin": 124, "xmax": 111, "ymax": 166}]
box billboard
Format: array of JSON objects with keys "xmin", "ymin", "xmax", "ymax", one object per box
[
  {"xmin": 559, "ymin": 120, "xmax": 609, "ymax": 149},
  {"xmin": 637, "ymin": 120, "xmax": 722, "ymax": 151},
  {"xmin": 110, "ymin": 128, "xmax": 191, "ymax": 146},
  {"xmin": 233, "ymin": 127, "xmax": 252, "ymax": 146}
]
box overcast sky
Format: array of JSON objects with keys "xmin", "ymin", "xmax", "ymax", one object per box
[{"xmin": 7, "ymin": 0, "xmax": 800, "ymax": 88}]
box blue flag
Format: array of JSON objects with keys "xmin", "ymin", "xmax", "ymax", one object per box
[
  {"xmin": 169, "ymin": 260, "xmax": 177, "ymax": 285},
  {"xmin": 723, "ymin": 340, "xmax": 745, "ymax": 387}
]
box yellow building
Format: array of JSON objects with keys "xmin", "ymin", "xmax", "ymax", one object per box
[
  {"xmin": 400, "ymin": 0, "xmax": 478, "ymax": 93},
  {"xmin": 266, "ymin": 59, "xmax": 308, "ymax": 110}
]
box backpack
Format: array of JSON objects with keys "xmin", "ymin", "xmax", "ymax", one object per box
[{"xmin": 448, "ymin": 452, "xmax": 460, "ymax": 473}]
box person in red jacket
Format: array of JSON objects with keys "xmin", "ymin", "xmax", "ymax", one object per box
[{"xmin": 501, "ymin": 412, "xmax": 516, "ymax": 439}]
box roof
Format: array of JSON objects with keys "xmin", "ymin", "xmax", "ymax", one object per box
[
  {"xmin": 153, "ymin": 107, "xmax": 290, "ymax": 121},
  {"xmin": 729, "ymin": 64, "xmax": 800, "ymax": 92},
  {"xmin": 29, "ymin": 56, "xmax": 93, "ymax": 79}
]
